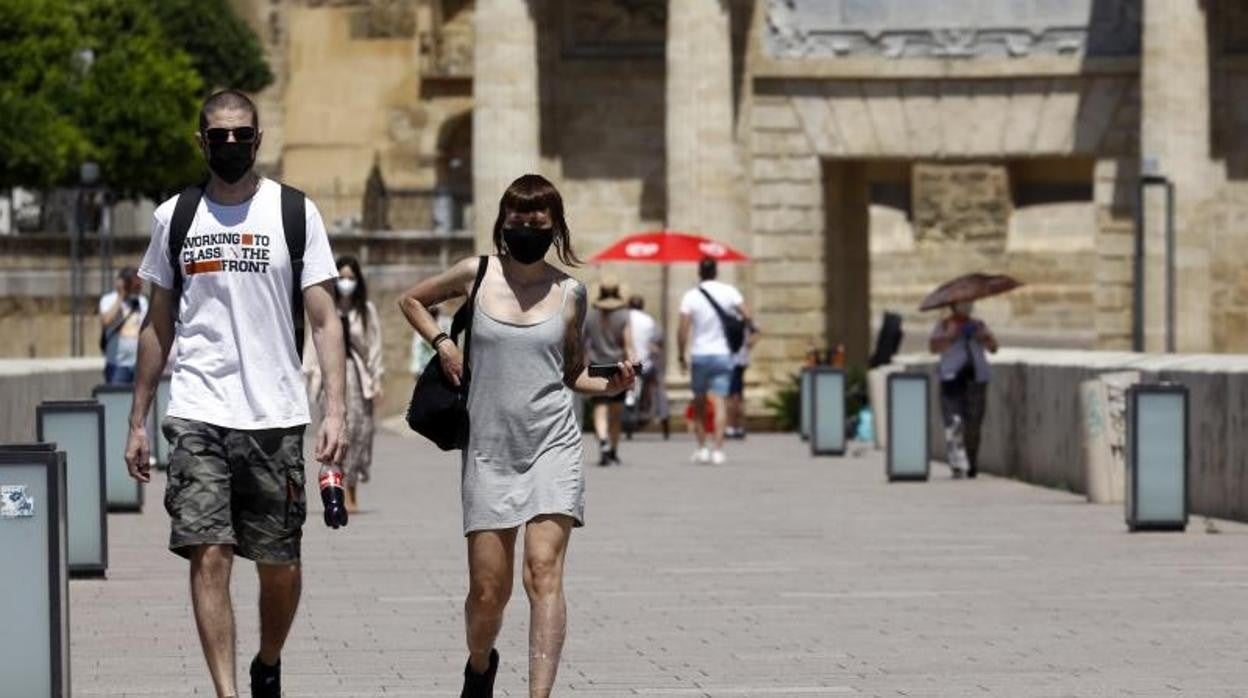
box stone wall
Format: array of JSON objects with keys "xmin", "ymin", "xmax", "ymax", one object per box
[
  {"xmin": 748, "ymin": 73, "xmax": 1141, "ymax": 389},
  {"xmin": 894, "ymin": 349, "xmax": 1248, "ymax": 523}
]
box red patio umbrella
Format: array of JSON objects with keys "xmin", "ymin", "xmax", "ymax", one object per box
[{"xmin": 590, "ymin": 230, "xmax": 749, "ymax": 264}]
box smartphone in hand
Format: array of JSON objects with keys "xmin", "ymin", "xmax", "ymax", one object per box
[{"xmin": 588, "ymin": 362, "xmax": 643, "ymax": 378}]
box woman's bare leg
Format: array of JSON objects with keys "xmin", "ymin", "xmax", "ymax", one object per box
[
  {"xmin": 465, "ymin": 528, "xmax": 517, "ymax": 672},
  {"xmin": 522, "ymin": 515, "xmax": 574, "ymax": 697}
]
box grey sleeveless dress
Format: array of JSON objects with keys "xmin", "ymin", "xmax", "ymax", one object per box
[{"xmin": 461, "ymin": 274, "xmax": 586, "ymax": 535}]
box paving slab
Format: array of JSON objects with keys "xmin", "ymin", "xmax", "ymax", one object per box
[{"xmin": 71, "ymin": 429, "xmax": 1248, "ymax": 697}]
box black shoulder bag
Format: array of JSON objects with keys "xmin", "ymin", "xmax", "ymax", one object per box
[
  {"xmin": 405, "ymin": 255, "xmax": 488, "ymax": 451},
  {"xmin": 167, "ymin": 183, "xmax": 308, "ymax": 358},
  {"xmin": 698, "ymin": 285, "xmax": 746, "ymax": 354}
]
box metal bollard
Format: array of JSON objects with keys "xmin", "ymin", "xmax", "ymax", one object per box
[
  {"xmin": 810, "ymin": 367, "xmax": 846, "ymax": 456},
  {"xmin": 800, "ymin": 368, "xmax": 813, "ymax": 441},
  {"xmin": 886, "ymin": 372, "xmax": 930, "ymax": 482},
  {"xmin": 1125, "ymin": 383, "xmax": 1188, "ymax": 532},
  {"xmin": 93, "ymin": 385, "xmax": 145, "ymax": 512},
  {"xmin": 0, "ymin": 443, "xmax": 70, "ymax": 697},
  {"xmin": 36, "ymin": 400, "xmax": 108, "ymax": 576}
]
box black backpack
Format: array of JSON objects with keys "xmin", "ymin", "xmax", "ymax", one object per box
[
  {"xmin": 167, "ymin": 183, "xmax": 308, "ymax": 358},
  {"xmin": 405, "ymin": 255, "xmax": 489, "ymax": 451},
  {"xmin": 699, "ymin": 285, "xmax": 746, "ymax": 354}
]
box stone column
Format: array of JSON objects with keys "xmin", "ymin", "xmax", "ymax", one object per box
[
  {"xmin": 665, "ymin": 0, "xmax": 743, "ymax": 358},
  {"xmin": 472, "ymin": 0, "xmax": 541, "ymax": 253},
  {"xmin": 1140, "ymin": 0, "xmax": 1215, "ymax": 352}
]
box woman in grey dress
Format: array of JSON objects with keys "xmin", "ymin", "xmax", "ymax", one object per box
[{"xmin": 399, "ymin": 174, "xmax": 635, "ymax": 697}]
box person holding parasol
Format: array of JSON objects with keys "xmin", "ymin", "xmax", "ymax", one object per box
[{"xmin": 923, "ymin": 273, "xmax": 1019, "ymax": 478}]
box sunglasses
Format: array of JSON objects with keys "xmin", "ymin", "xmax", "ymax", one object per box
[{"xmin": 201, "ymin": 126, "xmax": 258, "ymax": 145}]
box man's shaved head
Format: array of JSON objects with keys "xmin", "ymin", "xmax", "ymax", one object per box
[{"xmin": 199, "ymin": 89, "xmax": 259, "ymax": 131}]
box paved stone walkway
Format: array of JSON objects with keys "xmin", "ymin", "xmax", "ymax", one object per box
[{"xmin": 72, "ymin": 429, "xmax": 1248, "ymax": 696}]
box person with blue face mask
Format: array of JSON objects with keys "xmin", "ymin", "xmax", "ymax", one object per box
[{"xmin": 929, "ymin": 301, "xmax": 999, "ymax": 478}]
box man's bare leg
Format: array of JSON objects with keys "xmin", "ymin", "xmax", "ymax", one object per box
[
  {"xmin": 692, "ymin": 394, "xmax": 708, "ymax": 448},
  {"xmin": 523, "ymin": 515, "xmax": 573, "ymax": 698},
  {"xmin": 709, "ymin": 393, "xmax": 727, "ymax": 451},
  {"xmin": 607, "ymin": 402, "xmax": 623, "ymax": 452},
  {"xmin": 256, "ymin": 562, "xmax": 302, "ymax": 666},
  {"xmin": 190, "ymin": 544, "xmax": 237, "ymax": 697},
  {"xmin": 466, "ymin": 528, "xmax": 517, "ymax": 673}
]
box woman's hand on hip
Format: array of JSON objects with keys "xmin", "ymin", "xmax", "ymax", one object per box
[{"xmin": 438, "ymin": 341, "xmax": 465, "ymax": 387}]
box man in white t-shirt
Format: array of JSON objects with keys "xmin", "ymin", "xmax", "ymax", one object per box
[
  {"xmin": 122, "ymin": 90, "xmax": 348, "ymax": 698},
  {"xmin": 678, "ymin": 257, "xmax": 751, "ymax": 464}
]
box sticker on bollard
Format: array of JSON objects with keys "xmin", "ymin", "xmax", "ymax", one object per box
[
  {"xmin": 810, "ymin": 367, "xmax": 846, "ymax": 456},
  {"xmin": 1125, "ymin": 383, "xmax": 1188, "ymax": 532},
  {"xmin": 0, "ymin": 443, "xmax": 70, "ymax": 697},
  {"xmin": 93, "ymin": 385, "xmax": 145, "ymax": 512},
  {"xmin": 37, "ymin": 400, "xmax": 108, "ymax": 577},
  {"xmin": 887, "ymin": 372, "xmax": 930, "ymax": 482}
]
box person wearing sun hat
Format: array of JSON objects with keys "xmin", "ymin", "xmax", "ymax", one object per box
[{"xmin": 584, "ymin": 274, "xmax": 636, "ymax": 465}]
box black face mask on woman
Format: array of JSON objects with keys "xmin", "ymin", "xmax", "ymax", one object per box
[
  {"xmin": 502, "ymin": 225, "xmax": 555, "ymax": 265},
  {"xmin": 207, "ymin": 141, "xmax": 256, "ymax": 184}
]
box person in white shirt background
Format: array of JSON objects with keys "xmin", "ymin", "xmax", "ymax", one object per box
[
  {"xmin": 678, "ymin": 256, "xmax": 751, "ymax": 465},
  {"xmin": 98, "ymin": 266, "xmax": 149, "ymax": 384},
  {"xmin": 626, "ymin": 294, "xmax": 669, "ymax": 437}
]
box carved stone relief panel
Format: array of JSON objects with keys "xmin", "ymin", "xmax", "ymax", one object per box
[
  {"xmin": 765, "ymin": 0, "xmax": 1141, "ymax": 60},
  {"xmin": 561, "ymin": 0, "xmax": 666, "ymax": 59},
  {"xmin": 912, "ymin": 163, "xmax": 1011, "ymax": 251},
  {"xmin": 345, "ymin": 0, "xmax": 417, "ymax": 39}
]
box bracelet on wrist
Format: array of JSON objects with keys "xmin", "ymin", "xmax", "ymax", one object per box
[{"xmin": 431, "ymin": 332, "xmax": 450, "ymax": 349}]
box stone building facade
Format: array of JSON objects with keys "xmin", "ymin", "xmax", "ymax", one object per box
[{"xmin": 224, "ymin": 0, "xmax": 1246, "ymax": 408}]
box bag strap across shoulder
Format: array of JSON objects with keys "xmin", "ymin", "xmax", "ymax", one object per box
[
  {"xmin": 698, "ymin": 285, "xmax": 734, "ymax": 325},
  {"xmin": 450, "ymin": 255, "xmax": 489, "ymax": 366}
]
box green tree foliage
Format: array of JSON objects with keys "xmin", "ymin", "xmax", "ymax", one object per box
[
  {"xmin": 0, "ymin": 0, "xmax": 88, "ymax": 190},
  {"xmin": 0, "ymin": 0, "xmax": 274, "ymax": 200},
  {"xmin": 147, "ymin": 0, "xmax": 275, "ymax": 94},
  {"xmin": 71, "ymin": 0, "xmax": 205, "ymax": 199}
]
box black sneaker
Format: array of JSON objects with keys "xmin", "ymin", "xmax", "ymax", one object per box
[
  {"xmin": 461, "ymin": 649, "xmax": 499, "ymax": 698},
  {"xmin": 608, "ymin": 447, "xmax": 620, "ymax": 465},
  {"xmin": 249, "ymin": 655, "xmax": 280, "ymax": 698}
]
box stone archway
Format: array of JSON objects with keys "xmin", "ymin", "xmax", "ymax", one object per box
[{"xmin": 434, "ymin": 110, "xmax": 472, "ymax": 232}]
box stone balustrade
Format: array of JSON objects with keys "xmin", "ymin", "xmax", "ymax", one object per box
[{"xmin": 886, "ymin": 348, "xmax": 1248, "ymax": 522}]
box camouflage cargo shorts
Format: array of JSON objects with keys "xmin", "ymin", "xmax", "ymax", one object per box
[{"xmin": 162, "ymin": 417, "xmax": 307, "ymax": 564}]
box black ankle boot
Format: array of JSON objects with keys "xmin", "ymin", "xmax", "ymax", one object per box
[
  {"xmin": 461, "ymin": 649, "xmax": 498, "ymax": 698},
  {"xmin": 249, "ymin": 655, "xmax": 281, "ymax": 698}
]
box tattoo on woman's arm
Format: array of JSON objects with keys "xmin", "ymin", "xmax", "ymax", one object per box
[{"xmin": 563, "ymin": 282, "xmax": 588, "ymax": 384}]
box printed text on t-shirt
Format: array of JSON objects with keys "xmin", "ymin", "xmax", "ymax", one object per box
[{"xmin": 182, "ymin": 231, "xmax": 273, "ymax": 275}]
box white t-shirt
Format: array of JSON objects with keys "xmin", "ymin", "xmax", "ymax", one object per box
[
  {"xmin": 679, "ymin": 280, "xmax": 744, "ymax": 357},
  {"xmin": 98, "ymin": 291, "xmax": 148, "ymax": 367},
  {"xmin": 628, "ymin": 309, "xmax": 657, "ymax": 365},
  {"xmin": 138, "ymin": 179, "xmax": 338, "ymax": 430}
]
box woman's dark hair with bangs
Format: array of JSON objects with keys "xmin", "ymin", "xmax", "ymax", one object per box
[{"xmin": 492, "ymin": 174, "xmax": 582, "ymax": 266}]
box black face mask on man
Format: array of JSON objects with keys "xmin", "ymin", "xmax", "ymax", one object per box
[
  {"xmin": 502, "ymin": 225, "xmax": 555, "ymax": 265},
  {"xmin": 207, "ymin": 141, "xmax": 256, "ymax": 184}
]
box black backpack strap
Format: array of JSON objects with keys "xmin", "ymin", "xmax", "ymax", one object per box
[
  {"xmin": 280, "ymin": 184, "xmax": 308, "ymax": 359},
  {"xmin": 167, "ymin": 185, "xmax": 204, "ymax": 322}
]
